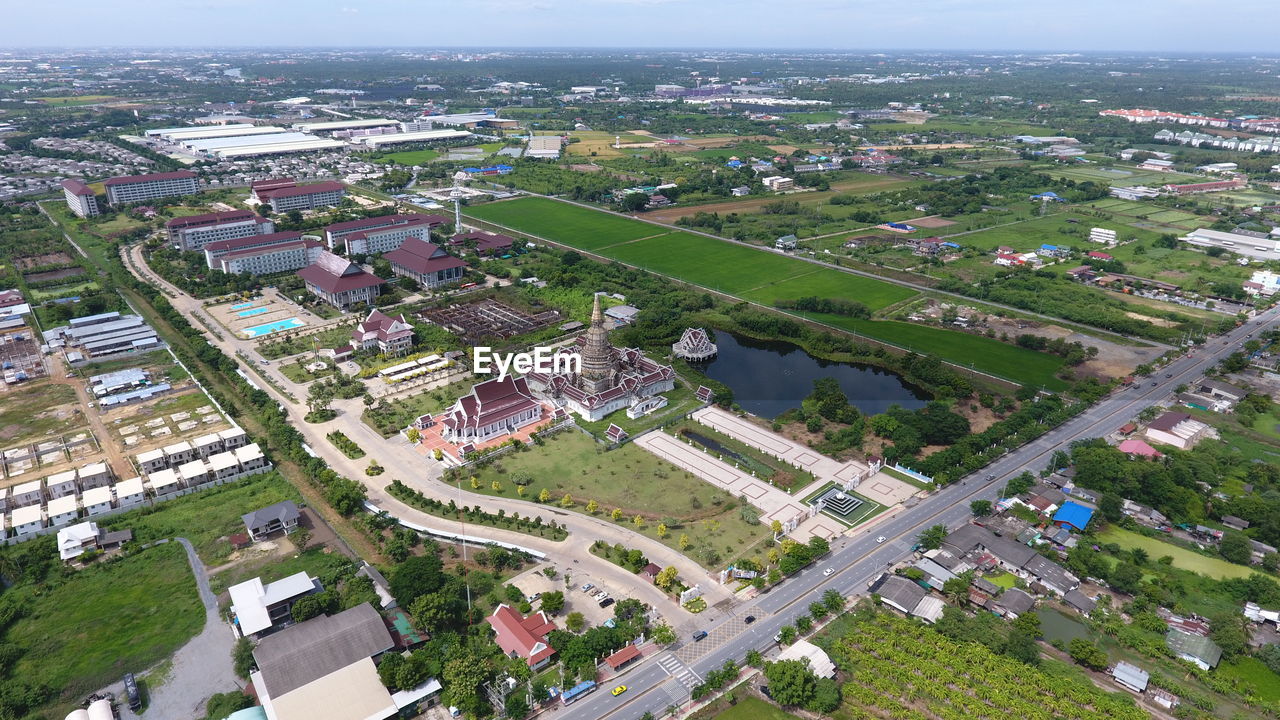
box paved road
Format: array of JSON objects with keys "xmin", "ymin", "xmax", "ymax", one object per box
[
  {"xmin": 558, "ymin": 306, "xmax": 1280, "ymax": 720},
  {"xmin": 98, "ymin": 538, "xmax": 240, "ymax": 720}
]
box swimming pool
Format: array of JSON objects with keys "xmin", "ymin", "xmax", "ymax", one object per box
[
  {"xmin": 236, "ymin": 307, "xmax": 269, "ymax": 318},
  {"xmin": 230, "ymin": 301, "xmax": 258, "ymax": 310},
  {"xmin": 242, "ymin": 317, "xmax": 305, "ymax": 338}
]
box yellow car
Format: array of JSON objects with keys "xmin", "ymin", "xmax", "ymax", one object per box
[{"xmin": 612, "ymin": 685, "xmax": 628, "ymax": 697}]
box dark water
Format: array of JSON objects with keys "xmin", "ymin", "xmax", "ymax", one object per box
[
  {"xmin": 691, "ymin": 331, "xmax": 930, "ymax": 419},
  {"xmin": 681, "ymin": 429, "xmax": 749, "ymax": 465}
]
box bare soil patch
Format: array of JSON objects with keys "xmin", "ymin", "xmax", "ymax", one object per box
[
  {"xmin": 909, "ymin": 216, "xmax": 957, "ymax": 229},
  {"xmin": 14, "ymin": 252, "xmax": 73, "ymax": 269}
]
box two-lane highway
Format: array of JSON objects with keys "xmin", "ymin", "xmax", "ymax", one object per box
[{"xmin": 563, "ymin": 305, "xmax": 1280, "ymax": 720}]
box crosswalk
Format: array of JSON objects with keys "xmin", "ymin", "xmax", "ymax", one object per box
[
  {"xmin": 656, "ymin": 652, "xmax": 701, "ymax": 700},
  {"xmin": 673, "ymin": 614, "xmax": 753, "ymax": 663}
]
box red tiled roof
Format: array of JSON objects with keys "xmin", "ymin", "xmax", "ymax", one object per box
[
  {"xmin": 604, "ymin": 644, "xmax": 641, "ymax": 670},
  {"xmin": 165, "ymin": 209, "xmax": 258, "ymax": 229},
  {"xmin": 450, "ymin": 231, "xmax": 515, "ymax": 253},
  {"xmin": 486, "ymin": 605, "xmax": 556, "ymax": 667},
  {"xmin": 251, "ymin": 177, "xmax": 296, "ymax": 192},
  {"xmin": 442, "ymin": 376, "xmax": 539, "ymax": 433},
  {"xmin": 385, "ymin": 237, "xmax": 468, "ymax": 275},
  {"xmin": 204, "ymin": 230, "xmax": 303, "ymax": 253},
  {"xmin": 324, "ymin": 213, "xmax": 446, "ymax": 237},
  {"xmin": 258, "ymin": 181, "xmax": 345, "ymax": 199},
  {"xmin": 103, "ymin": 170, "xmax": 197, "ymax": 186},
  {"xmin": 297, "ymin": 252, "xmax": 385, "ymax": 294},
  {"xmin": 219, "ymin": 238, "xmax": 321, "ymax": 262},
  {"xmin": 61, "ymin": 179, "xmax": 94, "ymax": 196}
]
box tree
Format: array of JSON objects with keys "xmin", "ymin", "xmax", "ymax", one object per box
[
  {"xmin": 970, "ymin": 500, "xmax": 992, "ymax": 517},
  {"xmin": 1209, "ymin": 613, "xmax": 1250, "ymax": 659},
  {"xmin": 1220, "ymin": 532, "xmax": 1252, "ymax": 564},
  {"xmin": 651, "ymin": 623, "xmax": 676, "ymax": 645},
  {"xmin": 539, "ymin": 488, "xmax": 551, "ymax": 503},
  {"xmin": 809, "ymin": 678, "xmax": 841, "ymax": 713},
  {"xmin": 770, "ymin": 520, "xmax": 783, "ymax": 535},
  {"xmin": 807, "ymin": 536, "xmax": 829, "ymax": 557},
  {"xmin": 290, "ymin": 591, "xmax": 335, "ymax": 623},
  {"xmin": 919, "ymin": 524, "xmax": 947, "ymax": 550},
  {"xmin": 504, "ymin": 692, "xmax": 529, "ymax": 719},
  {"xmin": 657, "ymin": 523, "xmax": 668, "ymax": 538},
  {"xmin": 1109, "ymin": 562, "xmax": 1143, "ymax": 595},
  {"xmin": 1006, "ymin": 629, "xmax": 1040, "ymax": 665},
  {"xmin": 566, "ymin": 611, "xmax": 586, "ymax": 632},
  {"xmin": 1012, "ymin": 611, "xmax": 1041, "ymax": 639},
  {"xmin": 779, "ymin": 625, "xmax": 797, "ymax": 644},
  {"xmin": 586, "ymin": 499, "xmax": 599, "ymax": 514},
  {"xmin": 941, "ymin": 576, "xmax": 969, "ymax": 604},
  {"xmin": 540, "ymin": 590, "xmax": 565, "ymax": 613},
  {"xmin": 442, "ymin": 651, "xmax": 492, "ymax": 716},
  {"xmin": 560, "ymin": 493, "xmax": 574, "ymax": 508},
  {"xmin": 655, "ymin": 566, "xmax": 679, "ymax": 589},
  {"xmin": 633, "ymin": 514, "xmax": 645, "ymax": 529},
  {"xmin": 621, "ymin": 192, "xmax": 649, "ymax": 212},
  {"xmin": 611, "ymin": 508, "xmax": 623, "ymax": 522},
  {"xmin": 232, "ymin": 637, "xmax": 255, "ymax": 679},
  {"xmin": 1067, "ymin": 638, "xmax": 1108, "ymax": 670},
  {"xmin": 390, "ymin": 553, "xmax": 446, "ymax": 607},
  {"xmin": 763, "ymin": 659, "xmax": 818, "ymax": 707},
  {"xmin": 204, "ymin": 692, "xmax": 254, "ymax": 720},
  {"xmin": 678, "ymin": 533, "xmax": 690, "ymax": 550},
  {"xmin": 822, "ymin": 589, "xmax": 845, "ymax": 612}
]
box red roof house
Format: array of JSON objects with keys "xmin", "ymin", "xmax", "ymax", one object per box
[
  {"xmin": 486, "ymin": 604, "xmax": 557, "ymax": 669},
  {"xmin": 351, "ymin": 309, "xmax": 414, "ymax": 357},
  {"xmin": 1087, "ymin": 251, "xmax": 1114, "ymax": 261}
]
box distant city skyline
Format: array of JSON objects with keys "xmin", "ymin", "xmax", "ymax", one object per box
[{"xmin": 4, "ymin": 0, "xmax": 1279, "ymax": 53}]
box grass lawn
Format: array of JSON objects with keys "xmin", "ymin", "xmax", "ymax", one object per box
[
  {"xmin": 257, "ymin": 326, "xmax": 354, "ymax": 360},
  {"xmin": 467, "ymin": 197, "xmax": 663, "ymax": 251},
  {"xmin": 0, "ymin": 380, "xmax": 84, "ymax": 446},
  {"xmin": 210, "ymin": 546, "xmax": 356, "ymax": 596},
  {"xmin": 374, "ymin": 148, "xmax": 441, "ymax": 165},
  {"xmin": 986, "ymin": 571, "xmax": 1018, "ymax": 589},
  {"xmin": 464, "ymin": 430, "xmax": 769, "ymax": 567},
  {"xmin": 363, "ymin": 378, "xmax": 475, "ymax": 437},
  {"xmin": 279, "ymin": 358, "xmax": 336, "ymax": 384},
  {"xmin": 712, "ymin": 697, "xmax": 802, "ymax": 720},
  {"xmin": 100, "ymin": 472, "xmax": 304, "ymax": 565},
  {"xmin": 9, "ymin": 541, "xmax": 204, "ymax": 706},
  {"xmin": 1096, "ymin": 526, "xmax": 1257, "ymax": 580},
  {"xmin": 1218, "ymin": 657, "xmax": 1280, "ymax": 703}
]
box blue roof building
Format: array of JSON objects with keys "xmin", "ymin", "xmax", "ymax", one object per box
[
  {"xmin": 1053, "ymin": 501, "xmax": 1094, "ymax": 532},
  {"xmin": 1031, "ymin": 191, "xmax": 1065, "ymax": 202}
]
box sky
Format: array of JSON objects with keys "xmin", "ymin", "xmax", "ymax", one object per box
[{"xmin": 3, "ymin": 0, "xmax": 1278, "ymax": 53}]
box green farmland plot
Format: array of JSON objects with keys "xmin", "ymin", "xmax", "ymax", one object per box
[
  {"xmin": 467, "ymin": 198, "xmax": 1069, "ymax": 387},
  {"xmin": 467, "ymin": 196, "xmax": 665, "ymax": 250}
]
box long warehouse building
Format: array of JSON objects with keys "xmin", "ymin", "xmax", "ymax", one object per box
[
  {"xmin": 291, "ymin": 118, "xmax": 400, "ymax": 134},
  {"xmin": 146, "ymin": 124, "xmax": 287, "ymax": 142},
  {"xmin": 349, "ymin": 129, "xmax": 472, "ymax": 149}
]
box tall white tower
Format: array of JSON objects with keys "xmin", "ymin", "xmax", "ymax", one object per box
[{"xmin": 450, "ymin": 170, "xmax": 470, "ymax": 234}]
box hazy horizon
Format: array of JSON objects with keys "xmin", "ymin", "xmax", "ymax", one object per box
[{"xmin": 4, "ymin": 0, "xmax": 1279, "ymax": 54}]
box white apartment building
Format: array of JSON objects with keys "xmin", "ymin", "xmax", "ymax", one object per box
[
  {"xmin": 167, "ymin": 210, "xmax": 275, "ymax": 251},
  {"xmin": 257, "ymin": 181, "xmax": 346, "ymax": 213},
  {"xmin": 324, "ymin": 213, "xmax": 446, "ymax": 251},
  {"xmin": 204, "ymin": 231, "xmax": 304, "ymax": 270},
  {"xmin": 103, "ymin": 170, "xmax": 199, "ymax": 205},
  {"xmin": 219, "ymin": 238, "xmax": 325, "ymax": 276},
  {"xmin": 61, "ymin": 179, "xmax": 101, "ymax": 217},
  {"xmin": 342, "ymin": 218, "xmax": 435, "ymax": 256}
]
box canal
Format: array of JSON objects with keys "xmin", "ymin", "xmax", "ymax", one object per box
[{"xmin": 691, "ymin": 331, "xmax": 930, "ymax": 419}]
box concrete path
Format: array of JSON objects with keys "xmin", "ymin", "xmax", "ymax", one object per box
[{"xmin": 99, "ymin": 538, "xmax": 240, "ymax": 720}]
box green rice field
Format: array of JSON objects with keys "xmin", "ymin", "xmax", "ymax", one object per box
[{"xmin": 468, "ymin": 197, "xmax": 1068, "ymax": 387}]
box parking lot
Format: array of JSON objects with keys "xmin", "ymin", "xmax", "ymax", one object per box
[{"xmin": 506, "ymin": 563, "xmax": 648, "ymax": 629}]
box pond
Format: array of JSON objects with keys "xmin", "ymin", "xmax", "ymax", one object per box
[
  {"xmin": 1039, "ymin": 609, "xmax": 1091, "ymax": 645},
  {"xmin": 691, "ymin": 331, "xmax": 930, "ymax": 419}
]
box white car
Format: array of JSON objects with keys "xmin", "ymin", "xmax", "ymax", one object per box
[
  {"xmin": 876, "ymin": 536, "xmax": 886, "ymax": 544},
  {"xmin": 823, "ymin": 568, "xmax": 834, "ymax": 577}
]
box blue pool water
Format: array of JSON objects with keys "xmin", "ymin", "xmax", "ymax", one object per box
[
  {"xmin": 243, "ymin": 317, "xmax": 304, "ymax": 338},
  {"xmin": 230, "ymin": 301, "xmax": 257, "ymax": 310},
  {"xmin": 237, "ymin": 307, "xmax": 269, "ymax": 318}
]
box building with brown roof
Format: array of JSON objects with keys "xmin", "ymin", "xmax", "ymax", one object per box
[
  {"xmin": 324, "ymin": 214, "xmax": 447, "ymax": 252},
  {"xmin": 450, "ymin": 230, "xmax": 515, "ymax": 256},
  {"xmin": 1144, "ymin": 411, "xmax": 1214, "ymax": 450},
  {"xmin": 384, "ymin": 237, "xmax": 468, "ymax": 289},
  {"xmin": 255, "ymin": 180, "xmax": 346, "ymax": 213},
  {"xmin": 167, "ymin": 209, "xmax": 274, "ymax": 251},
  {"xmin": 297, "ymin": 251, "xmax": 385, "ymax": 309},
  {"xmin": 439, "ymin": 376, "xmax": 543, "ymax": 445},
  {"xmin": 61, "ymin": 178, "xmax": 100, "ymax": 217}
]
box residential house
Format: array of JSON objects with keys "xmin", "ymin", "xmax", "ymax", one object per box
[
  {"xmin": 81, "ymin": 485, "xmax": 114, "ymax": 516},
  {"xmin": 1064, "ymin": 589, "xmax": 1098, "ymax": 616},
  {"xmin": 1118, "ymin": 438, "xmax": 1162, "ymax": 458},
  {"xmin": 486, "ymin": 604, "xmax": 558, "ymax": 669},
  {"xmin": 242, "ymin": 500, "xmax": 301, "ymax": 541},
  {"xmin": 1221, "ymin": 515, "xmax": 1250, "ymax": 532},
  {"xmin": 868, "ymin": 574, "xmax": 943, "ymax": 623},
  {"xmin": 229, "ymin": 571, "xmax": 322, "ymax": 637},
  {"xmin": 1052, "ymin": 501, "xmax": 1094, "ymax": 532},
  {"xmin": 991, "ymin": 588, "xmax": 1036, "ymax": 618},
  {"xmin": 56, "ymin": 521, "xmax": 132, "ymax": 561}
]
